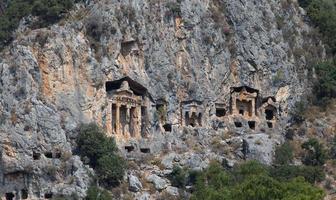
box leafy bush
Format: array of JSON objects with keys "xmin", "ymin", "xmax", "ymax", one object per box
[
  {"xmin": 299, "ymin": 0, "xmax": 336, "ymax": 104},
  {"xmin": 168, "ymin": 165, "xmax": 187, "ymax": 188},
  {"xmin": 290, "ymin": 101, "xmax": 307, "ymax": 124},
  {"xmin": 301, "ymin": 138, "xmax": 327, "ymax": 166},
  {"xmin": 77, "ymin": 123, "xmax": 118, "ymax": 168},
  {"xmin": 313, "ymin": 60, "xmax": 336, "ymax": 102},
  {"xmin": 85, "ymin": 186, "xmax": 112, "ymax": 200},
  {"xmin": 77, "ymin": 123, "xmax": 126, "ymax": 186},
  {"xmin": 191, "ymin": 161, "xmax": 325, "ymax": 200},
  {"xmin": 300, "ymin": 0, "xmax": 336, "ymax": 55},
  {"xmin": 270, "ymin": 165, "xmax": 325, "ymax": 184},
  {"xmin": 329, "ymin": 136, "xmax": 336, "ymax": 159},
  {"xmin": 96, "ymin": 154, "xmax": 126, "ymax": 187},
  {"xmin": 274, "ymin": 142, "xmax": 294, "ymax": 165}
]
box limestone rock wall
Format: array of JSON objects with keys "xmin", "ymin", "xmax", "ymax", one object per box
[{"xmin": 0, "ymin": 0, "xmax": 324, "ymax": 198}]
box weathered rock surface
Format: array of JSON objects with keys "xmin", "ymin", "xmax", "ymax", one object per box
[
  {"xmin": 146, "ymin": 174, "xmax": 168, "ymax": 191},
  {"xmin": 0, "ymin": 0, "xmax": 325, "ymax": 199},
  {"xmin": 128, "ymin": 174, "xmax": 143, "ymax": 192}
]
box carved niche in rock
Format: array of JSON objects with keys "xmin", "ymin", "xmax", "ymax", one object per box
[{"xmin": 181, "ymin": 100, "xmax": 203, "ymax": 127}]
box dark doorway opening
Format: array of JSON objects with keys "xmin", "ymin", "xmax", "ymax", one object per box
[
  {"xmin": 44, "ymin": 152, "xmax": 52, "ymax": 158},
  {"xmin": 234, "ymin": 122, "xmax": 243, "ymax": 128},
  {"xmin": 265, "ymin": 109, "xmax": 274, "ymax": 120},
  {"xmin": 5, "ymin": 193, "xmax": 15, "ymax": 200},
  {"xmin": 21, "ymin": 189, "xmax": 28, "ymax": 199},
  {"xmin": 140, "ymin": 148, "xmax": 151, "ymax": 153},
  {"xmin": 33, "ymin": 152, "xmax": 41, "ymax": 160},
  {"xmin": 125, "ymin": 146, "xmax": 135, "ymax": 153},
  {"xmin": 267, "ymin": 122, "xmax": 273, "ymax": 128},
  {"xmin": 44, "ymin": 193, "xmax": 53, "ymax": 199},
  {"xmin": 163, "ymin": 124, "xmax": 172, "ymax": 132},
  {"xmin": 248, "ymin": 121, "xmax": 256, "ymax": 130},
  {"xmin": 216, "ymin": 108, "xmax": 226, "ymax": 117}
]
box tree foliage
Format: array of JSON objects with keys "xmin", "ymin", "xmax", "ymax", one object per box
[
  {"xmin": 301, "ymin": 0, "xmax": 336, "ymax": 55},
  {"xmin": 0, "ymin": 0, "xmax": 82, "ymax": 49},
  {"xmin": 313, "ymin": 60, "xmax": 336, "ymax": 101},
  {"xmin": 191, "ymin": 161, "xmax": 325, "ymax": 200},
  {"xmin": 301, "ymin": 138, "xmax": 327, "ymax": 166},
  {"xmin": 85, "ymin": 186, "xmax": 112, "ymax": 200},
  {"xmin": 77, "ymin": 123, "xmax": 126, "ymax": 187}
]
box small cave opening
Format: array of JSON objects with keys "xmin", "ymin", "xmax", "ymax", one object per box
[
  {"xmin": 33, "ymin": 152, "xmax": 41, "ymax": 160},
  {"xmin": 248, "ymin": 121, "xmax": 256, "ymax": 130},
  {"xmin": 234, "ymin": 121, "xmax": 243, "ymax": 128},
  {"xmin": 125, "ymin": 146, "xmax": 135, "ymax": 153},
  {"xmin": 216, "ymin": 108, "xmax": 226, "ymax": 117},
  {"xmin": 21, "ymin": 189, "xmax": 28, "ymax": 199},
  {"xmin": 239, "ymin": 109, "xmax": 244, "ymax": 115},
  {"xmin": 5, "ymin": 193, "xmax": 15, "ymax": 200},
  {"xmin": 140, "ymin": 148, "xmax": 151, "ymax": 153},
  {"xmin": 267, "ymin": 122, "xmax": 273, "ymax": 128},
  {"xmin": 44, "ymin": 152, "xmax": 53, "ymax": 159},
  {"xmin": 121, "ymin": 40, "xmax": 137, "ymax": 57},
  {"xmin": 163, "ymin": 124, "xmax": 172, "ymax": 132},
  {"xmin": 44, "ymin": 193, "xmax": 53, "ymax": 199},
  {"xmin": 265, "ymin": 109, "xmax": 274, "ymax": 120}
]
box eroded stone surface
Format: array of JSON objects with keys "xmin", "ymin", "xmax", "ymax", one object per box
[{"xmin": 0, "ymin": 0, "xmax": 324, "ymax": 198}]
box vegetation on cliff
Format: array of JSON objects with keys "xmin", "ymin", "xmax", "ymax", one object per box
[
  {"xmin": 298, "ymin": 0, "xmax": 336, "ymax": 105},
  {"xmin": 191, "ymin": 161, "xmax": 325, "ymax": 200},
  {"xmin": 76, "ymin": 123, "xmax": 126, "ymax": 187},
  {"xmin": 0, "ymin": 0, "xmax": 82, "ymax": 49}
]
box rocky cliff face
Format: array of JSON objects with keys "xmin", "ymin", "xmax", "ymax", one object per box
[{"xmin": 0, "ymin": 0, "xmax": 325, "ymax": 199}]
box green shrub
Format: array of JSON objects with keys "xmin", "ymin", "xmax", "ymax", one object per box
[
  {"xmin": 290, "ymin": 101, "xmax": 307, "ymax": 124},
  {"xmin": 270, "ymin": 165, "xmax": 325, "ymax": 184},
  {"xmin": 274, "ymin": 142, "xmax": 294, "ymax": 165},
  {"xmin": 191, "ymin": 160, "xmax": 325, "ymax": 200},
  {"xmin": 77, "ymin": 123, "xmax": 118, "ymax": 167},
  {"xmin": 85, "ymin": 186, "xmax": 112, "ymax": 200},
  {"xmin": 168, "ymin": 165, "xmax": 187, "ymax": 188},
  {"xmin": 232, "ymin": 160, "xmax": 269, "ymax": 182},
  {"xmin": 301, "ymin": 138, "xmax": 327, "ymax": 166},
  {"xmin": 96, "ymin": 154, "xmax": 126, "ymax": 187},
  {"xmin": 329, "ymin": 136, "xmax": 336, "ymax": 159},
  {"xmin": 77, "ymin": 123, "xmax": 126, "ymax": 187},
  {"xmin": 303, "ymin": 0, "xmax": 336, "ymax": 55},
  {"xmin": 313, "ymin": 60, "xmax": 336, "ymax": 102}
]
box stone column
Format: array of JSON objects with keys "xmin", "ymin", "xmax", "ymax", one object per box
[
  {"xmin": 106, "ymin": 101, "xmax": 112, "ymax": 137},
  {"xmin": 232, "ymin": 96, "xmax": 237, "ymax": 115},
  {"xmin": 136, "ymin": 106, "xmax": 141, "ymax": 138},
  {"xmin": 115, "ymin": 103, "xmax": 120, "ymax": 136},
  {"xmin": 126, "ymin": 106, "xmax": 131, "ymax": 138},
  {"xmin": 251, "ymin": 99, "xmax": 256, "ymax": 117}
]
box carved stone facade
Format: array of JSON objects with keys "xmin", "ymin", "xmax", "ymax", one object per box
[
  {"xmin": 105, "ymin": 77, "xmax": 152, "ymax": 142},
  {"xmin": 181, "ymin": 100, "xmax": 203, "ymax": 127},
  {"xmin": 230, "ymin": 86, "xmax": 258, "ymax": 118}
]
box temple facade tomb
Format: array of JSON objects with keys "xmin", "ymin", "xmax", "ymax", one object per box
[
  {"xmin": 260, "ymin": 97, "xmax": 278, "ymax": 129},
  {"xmin": 105, "ymin": 77, "xmax": 153, "ymax": 142},
  {"xmin": 181, "ymin": 100, "xmax": 203, "ymax": 127},
  {"xmin": 230, "ymin": 86, "xmax": 259, "ymax": 118}
]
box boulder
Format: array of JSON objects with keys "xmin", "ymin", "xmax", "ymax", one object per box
[
  {"xmin": 128, "ymin": 174, "xmax": 142, "ymax": 192},
  {"xmin": 146, "ymin": 174, "xmax": 168, "ymax": 191}
]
